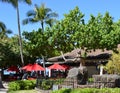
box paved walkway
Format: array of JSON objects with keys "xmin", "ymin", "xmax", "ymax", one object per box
[
  {"xmin": 35, "ymin": 87, "xmax": 52, "ymax": 93},
  {"xmin": 0, "ymin": 88, "xmax": 8, "ymax": 93},
  {"xmin": 0, "ymin": 82, "xmax": 8, "ymax": 93}
]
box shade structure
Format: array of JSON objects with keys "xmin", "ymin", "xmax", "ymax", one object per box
[
  {"xmin": 48, "ymin": 63, "xmax": 65, "ymax": 70},
  {"xmin": 21, "ymin": 64, "xmax": 32, "ymax": 70},
  {"xmin": 25, "ymin": 63, "xmax": 45, "ymax": 72},
  {"xmin": 7, "ymin": 66, "xmax": 19, "ymax": 72}
]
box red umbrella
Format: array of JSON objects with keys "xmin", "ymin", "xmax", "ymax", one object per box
[
  {"xmin": 48, "ymin": 63, "xmax": 65, "ymax": 70},
  {"xmin": 25, "ymin": 63, "xmax": 45, "ymax": 71},
  {"xmin": 21, "ymin": 64, "xmax": 32, "ymax": 70},
  {"xmin": 61, "ymin": 64, "xmax": 70, "ymax": 70},
  {"xmin": 7, "ymin": 66, "xmax": 19, "ymax": 72}
]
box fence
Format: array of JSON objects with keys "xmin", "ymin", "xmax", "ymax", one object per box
[
  {"xmin": 36, "ymin": 78, "xmax": 117, "ymax": 91},
  {"xmin": 94, "ymin": 81, "xmax": 117, "ymax": 88}
]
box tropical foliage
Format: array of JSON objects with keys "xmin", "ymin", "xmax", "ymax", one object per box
[
  {"xmin": 23, "ymin": 3, "xmax": 58, "ymax": 31},
  {"xmin": 0, "ymin": 4, "xmax": 120, "ymax": 68},
  {"xmin": 23, "ymin": 28, "xmax": 56, "ymax": 58},
  {"xmin": 0, "ymin": 21, "xmax": 12, "ymax": 67},
  {"xmin": 46, "ymin": 7, "xmax": 120, "ymax": 53},
  {"xmin": 49, "ymin": 6, "xmax": 85, "ymax": 52},
  {"xmin": 0, "ymin": 21, "xmax": 12, "ymax": 39},
  {"xmin": 104, "ymin": 50, "xmax": 120, "ymax": 74},
  {"xmin": 0, "ymin": 0, "xmax": 32, "ymax": 65}
]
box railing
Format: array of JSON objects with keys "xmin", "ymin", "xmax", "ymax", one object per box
[
  {"xmin": 36, "ymin": 78, "xmax": 117, "ymax": 91},
  {"xmin": 94, "ymin": 81, "xmax": 115, "ymax": 88}
]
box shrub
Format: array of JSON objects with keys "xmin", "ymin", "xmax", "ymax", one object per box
[
  {"xmin": 8, "ymin": 80, "xmax": 36, "ymax": 91},
  {"xmin": 88, "ymin": 78, "xmax": 94, "ymax": 83},
  {"xmin": 52, "ymin": 88, "xmax": 71, "ymax": 93},
  {"xmin": 104, "ymin": 51, "xmax": 120, "ymax": 74},
  {"xmin": 37, "ymin": 78, "xmax": 65, "ymax": 90},
  {"xmin": 41, "ymin": 80, "xmax": 53, "ymax": 90},
  {"xmin": 8, "ymin": 81, "xmax": 20, "ymax": 91},
  {"xmin": 21, "ymin": 80, "xmax": 36, "ymax": 90},
  {"xmin": 52, "ymin": 88, "xmax": 120, "ymax": 93},
  {"xmin": 54, "ymin": 79, "xmax": 64, "ymax": 84}
]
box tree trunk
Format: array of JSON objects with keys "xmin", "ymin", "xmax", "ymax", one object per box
[
  {"xmin": 80, "ymin": 57, "xmax": 85, "ymax": 66},
  {"xmin": 42, "ymin": 56, "xmax": 46, "ymax": 77},
  {"xmin": 41, "ymin": 21, "xmax": 44, "ymax": 32},
  {"xmin": 0, "ymin": 70, "xmax": 4, "ymax": 88},
  {"xmin": 16, "ymin": 2, "xmax": 24, "ymax": 66}
]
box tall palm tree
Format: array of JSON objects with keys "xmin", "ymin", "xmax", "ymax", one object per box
[
  {"xmin": 23, "ymin": 3, "xmax": 58, "ymax": 77},
  {"xmin": 1, "ymin": 0, "xmax": 32, "ymax": 66},
  {"xmin": 23, "ymin": 3, "xmax": 58, "ymax": 32}
]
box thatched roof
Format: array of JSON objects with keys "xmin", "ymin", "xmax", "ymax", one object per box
[
  {"xmin": 47, "ymin": 44, "xmax": 120, "ymax": 63},
  {"xmin": 47, "ymin": 49, "xmax": 111, "ymax": 62}
]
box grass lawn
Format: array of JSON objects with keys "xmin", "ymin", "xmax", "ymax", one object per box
[{"xmin": 7, "ymin": 90, "xmax": 38, "ymax": 93}]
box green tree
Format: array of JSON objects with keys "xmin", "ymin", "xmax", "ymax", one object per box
[
  {"xmin": 49, "ymin": 7, "xmax": 120, "ymax": 56},
  {"xmin": 75, "ymin": 12, "xmax": 120, "ymax": 52},
  {"xmin": 99, "ymin": 12, "xmax": 115, "ymax": 50},
  {"xmin": 49, "ymin": 6, "xmax": 85, "ymax": 52},
  {"xmin": 0, "ymin": 21, "xmax": 12, "ymax": 88},
  {"xmin": 0, "ymin": 21, "xmax": 13, "ymax": 65},
  {"xmin": 23, "ymin": 6, "xmax": 120, "ymax": 58},
  {"xmin": 23, "ymin": 3, "xmax": 58, "ymax": 32},
  {"xmin": 23, "ymin": 28, "xmax": 56, "ymax": 58},
  {"xmin": 1, "ymin": 0, "xmax": 32, "ymax": 66},
  {"xmin": 83, "ymin": 14, "xmax": 103, "ymax": 50}
]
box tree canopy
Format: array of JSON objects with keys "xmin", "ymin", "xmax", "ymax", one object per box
[
  {"xmin": 48, "ymin": 7, "xmax": 120, "ymax": 54},
  {"xmin": 0, "ymin": 5, "xmax": 120, "ymax": 67}
]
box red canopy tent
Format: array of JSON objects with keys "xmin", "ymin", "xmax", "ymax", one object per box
[
  {"xmin": 21, "ymin": 64, "xmax": 32, "ymax": 70},
  {"xmin": 7, "ymin": 65, "xmax": 19, "ymax": 72},
  {"xmin": 61, "ymin": 64, "xmax": 70, "ymax": 70},
  {"xmin": 24, "ymin": 63, "xmax": 45, "ymax": 72},
  {"xmin": 48, "ymin": 63, "xmax": 65, "ymax": 70},
  {"xmin": 48, "ymin": 63, "xmax": 67, "ymax": 78}
]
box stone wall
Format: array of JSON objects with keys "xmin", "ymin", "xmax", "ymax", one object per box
[
  {"xmin": 93, "ymin": 74, "xmax": 120, "ymax": 88},
  {"xmin": 87, "ymin": 66, "xmax": 99, "ymax": 77}
]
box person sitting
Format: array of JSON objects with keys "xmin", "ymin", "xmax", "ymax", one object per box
[{"xmin": 22, "ymin": 72, "xmax": 29, "ymax": 80}]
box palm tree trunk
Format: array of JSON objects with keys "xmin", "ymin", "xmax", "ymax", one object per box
[
  {"xmin": 41, "ymin": 21, "xmax": 44, "ymax": 32},
  {"xmin": 16, "ymin": 2, "xmax": 24, "ymax": 66}
]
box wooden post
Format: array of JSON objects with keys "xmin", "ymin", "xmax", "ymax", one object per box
[
  {"xmin": 100, "ymin": 65, "xmax": 103, "ymax": 75},
  {"xmin": 42, "ymin": 56, "xmax": 46, "ymax": 77}
]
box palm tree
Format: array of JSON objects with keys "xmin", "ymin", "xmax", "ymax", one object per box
[
  {"xmin": 0, "ymin": 21, "xmax": 12, "ymax": 39},
  {"xmin": 1, "ymin": 0, "xmax": 32, "ymax": 66},
  {"xmin": 23, "ymin": 3, "xmax": 58, "ymax": 32},
  {"xmin": 0, "ymin": 21, "xmax": 12, "ymax": 88}
]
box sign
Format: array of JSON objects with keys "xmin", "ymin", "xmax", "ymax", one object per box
[{"xmin": 52, "ymin": 85, "xmax": 58, "ymax": 90}]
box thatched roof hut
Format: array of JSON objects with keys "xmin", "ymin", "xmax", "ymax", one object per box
[
  {"xmin": 47, "ymin": 44, "xmax": 120, "ymax": 64},
  {"xmin": 48, "ymin": 49, "xmax": 110, "ymax": 62}
]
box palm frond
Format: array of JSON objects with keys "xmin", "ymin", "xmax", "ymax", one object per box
[
  {"xmin": 25, "ymin": 0, "xmax": 32, "ymax": 5},
  {"xmin": 0, "ymin": 21, "xmax": 6, "ymax": 31},
  {"xmin": 1, "ymin": 0, "xmax": 32, "ymax": 8},
  {"xmin": 22, "ymin": 18, "xmax": 38, "ymax": 25},
  {"xmin": 6, "ymin": 29, "xmax": 12, "ymax": 34},
  {"xmin": 46, "ymin": 12, "xmax": 58, "ymax": 19},
  {"xmin": 27, "ymin": 10, "xmax": 36, "ymax": 16}
]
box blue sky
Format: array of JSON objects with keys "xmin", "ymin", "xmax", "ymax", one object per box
[{"xmin": 0, "ymin": 0, "xmax": 120, "ymax": 36}]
